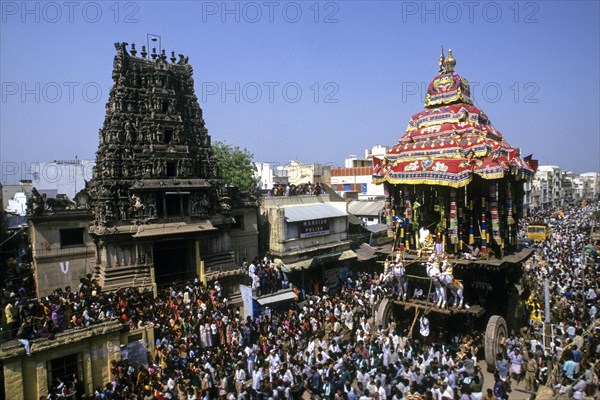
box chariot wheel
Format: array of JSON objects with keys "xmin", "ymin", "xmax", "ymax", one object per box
[
  {"xmin": 485, "ymin": 315, "xmax": 507, "ymax": 372},
  {"xmin": 375, "ymin": 298, "xmax": 395, "ymax": 328}
]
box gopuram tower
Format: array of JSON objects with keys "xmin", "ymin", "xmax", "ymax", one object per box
[{"xmin": 87, "ymin": 42, "xmax": 236, "ymax": 291}]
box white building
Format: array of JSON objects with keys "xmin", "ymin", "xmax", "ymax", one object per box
[
  {"xmin": 5, "ymin": 192, "xmax": 27, "ymax": 216},
  {"xmin": 530, "ymin": 166, "xmax": 599, "ymax": 208},
  {"xmin": 254, "ymin": 162, "xmax": 289, "ymax": 190},
  {"xmin": 533, "ymin": 165, "xmax": 563, "ymax": 208},
  {"xmin": 1, "ymin": 180, "xmax": 32, "ymax": 211},
  {"xmin": 579, "ymin": 172, "xmax": 600, "ymax": 199}
]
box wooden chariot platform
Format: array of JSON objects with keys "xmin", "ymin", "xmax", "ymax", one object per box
[
  {"xmin": 383, "ymin": 248, "xmax": 534, "ymax": 269},
  {"xmin": 391, "ymin": 298, "xmax": 486, "ymax": 317}
]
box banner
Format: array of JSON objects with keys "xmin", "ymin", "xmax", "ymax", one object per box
[
  {"xmin": 300, "ymin": 219, "xmax": 330, "ymax": 238},
  {"xmin": 239, "ymin": 284, "xmax": 257, "ymax": 319}
]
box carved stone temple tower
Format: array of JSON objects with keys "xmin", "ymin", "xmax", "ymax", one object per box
[{"xmin": 87, "ymin": 42, "xmax": 237, "ymax": 292}]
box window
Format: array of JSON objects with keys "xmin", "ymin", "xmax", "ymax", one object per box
[
  {"xmin": 287, "ymin": 222, "xmax": 299, "ymax": 239},
  {"xmin": 165, "ymin": 193, "xmax": 190, "ymax": 217},
  {"xmin": 166, "ymin": 193, "xmax": 181, "ymax": 216},
  {"xmin": 166, "ymin": 161, "xmax": 177, "ymax": 177},
  {"xmin": 156, "ymin": 195, "xmax": 164, "ymax": 218},
  {"xmin": 231, "ymin": 215, "xmax": 244, "ymax": 230},
  {"xmin": 163, "ymin": 129, "xmax": 173, "ymax": 144},
  {"xmin": 47, "ymin": 353, "xmax": 83, "ymax": 395},
  {"xmin": 60, "ymin": 228, "xmax": 84, "ymax": 248}
]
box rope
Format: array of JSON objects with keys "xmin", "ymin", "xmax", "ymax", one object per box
[
  {"xmin": 424, "ymin": 277, "xmax": 434, "ymax": 314},
  {"xmin": 408, "ymin": 278, "xmax": 434, "ymax": 339},
  {"xmin": 407, "ymin": 307, "xmax": 420, "ymax": 339}
]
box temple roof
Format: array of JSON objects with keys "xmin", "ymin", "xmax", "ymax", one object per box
[{"xmin": 373, "ymin": 50, "xmax": 535, "ymax": 188}]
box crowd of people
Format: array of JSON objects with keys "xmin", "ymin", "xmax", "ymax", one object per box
[
  {"xmin": 3, "ymin": 273, "xmax": 152, "ymax": 353},
  {"xmin": 514, "ymin": 202, "xmax": 600, "ymax": 398},
  {"xmin": 1, "ymin": 202, "xmax": 599, "ymax": 399},
  {"xmin": 267, "ymin": 183, "xmax": 325, "ymax": 197}
]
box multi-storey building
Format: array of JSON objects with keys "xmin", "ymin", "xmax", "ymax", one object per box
[
  {"xmin": 329, "ymin": 146, "xmax": 388, "ymax": 200},
  {"xmin": 258, "ymin": 194, "xmax": 356, "ymax": 294},
  {"xmin": 530, "ymin": 166, "xmax": 599, "ymax": 208},
  {"xmin": 254, "ymin": 162, "xmax": 289, "ymax": 190},
  {"xmin": 533, "ymin": 166, "xmax": 562, "ymax": 209},
  {"xmin": 579, "ymin": 172, "xmax": 600, "ymax": 199}
]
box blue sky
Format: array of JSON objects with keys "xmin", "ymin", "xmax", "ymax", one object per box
[{"xmin": 1, "ymin": 1, "xmax": 599, "ymax": 182}]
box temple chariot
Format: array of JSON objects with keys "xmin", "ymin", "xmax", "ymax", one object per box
[{"xmin": 371, "ymin": 49, "xmax": 537, "ymax": 369}]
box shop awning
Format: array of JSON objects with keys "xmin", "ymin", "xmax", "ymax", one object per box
[
  {"xmin": 257, "ymin": 290, "xmax": 297, "ymax": 306},
  {"xmin": 348, "ymin": 214, "xmax": 365, "ymax": 226},
  {"xmin": 355, "ymin": 243, "xmax": 377, "ymax": 261},
  {"xmin": 315, "ymin": 252, "xmax": 343, "ymax": 264},
  {"xmin": 363, "ymin": 223, "xmax": 388, "ymax": 233},
  {"xmin": 338, "ymin": 250, "xmax": 357, "ymax": 261},
  {"xmin": 280, "ymin": 259, "xmax": 314, "ymax": 272},
  {"xmin": 348, "ymin": 200, "xmax": 385, "ymax": 217},
  {"xmin": 132, "ymin": 221, "xmax": 216, "ymax": 238},
  {"xmin": 284, "ymin": 203, "xmax": 347, "ymax": 222},
  {"xmin": 376, "ymin": 244, "xmax": 393, "ymax": 255}
]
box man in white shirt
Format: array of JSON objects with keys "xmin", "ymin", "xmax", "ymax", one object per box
[
  {"xmin": 441, "ymin": 382, "xmax": 454, "ymax": 399},
  {"xmin": 585, "ymin": 287, "xmax": 597, "ymax": 300},
  {"xmin": 234, "ymin": 365, "xmax": 246, "ymax": 394},
  {"xmin": 251, "ymin": 365, "xmax": 263, "ymax": 390},
  {"xmin": 268, "ymin": 349, "xmax": 281, "ymax": 379},
  {"xmin": 376, "ymin": 380, "xmax": 386, "ymax": 400}
]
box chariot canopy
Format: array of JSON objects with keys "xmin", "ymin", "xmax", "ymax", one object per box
[{"xmin": 373, "ymin": 49, "xmax": 536, "ymax": 256}]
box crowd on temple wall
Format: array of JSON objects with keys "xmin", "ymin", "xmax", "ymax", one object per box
[
  {"xmin": 267, "ymin": 183, "xmax": 325, "ymax": 197},
  {"xmin": 1, "ymin": 202, "xmax": 599, "ymax": 399},
  {"xmin": 2, "ymin": 273, "xmax": 154, "ymax": 353},
  {"xmin": 245, "ymin": 256, "xmax": 292, "ymax": 297},
  {"xmin": 0, "ymin": 252, "xmax": 36, "ymax": 308}
]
